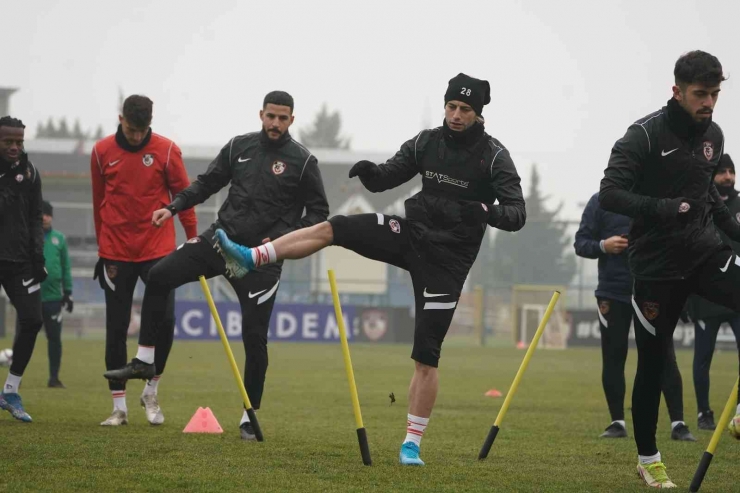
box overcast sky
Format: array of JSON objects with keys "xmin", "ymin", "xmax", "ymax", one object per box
[{"xmin": 6, "ymin": 0, "xmax": 740, "ymax": 219}]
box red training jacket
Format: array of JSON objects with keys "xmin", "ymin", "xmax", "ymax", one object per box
[{"xmin": 91, "ymin": 132, "xmax": 198, "ymax": 262}]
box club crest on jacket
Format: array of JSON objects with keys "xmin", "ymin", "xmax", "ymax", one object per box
[
  {"xmin": 143, "ymin": 154, "xmax": 154, "ymax": 167},
  {"xmin": 703, "ymin": 142, "xmax": 714, "ymax": 161},
  {"xmin": 272, "ymin": 161, "xmax": 286, "ymax": 175}
]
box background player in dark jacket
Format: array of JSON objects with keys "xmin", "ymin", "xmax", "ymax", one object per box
[
  {"xmin": 0, "ymin": 117, "xmax": 47, "ymax": 423},
  {"xmin": 600, "ymin": 50, "xmax": 740, "ymax": 488},
  {"xmin": 14, "ymin": 200, "xmax": 73, "ymax": 388},
  {"xmin": 214, "ymin": 74, "xmax": 526, "ymax": 465},
  {"xmin": 105, "ymin": 91, "xmax": 329, "ymax": 440},
  {"xmin": 92, "ymin": 95, "xmax": 198, "ymax": 426},
  {"xmin": 575, "ymin": 193, "xmax": 693, "ymax": 441},
  {"xmin": 686, "ymin": 154, "xmax": 740, "ymax": 430}
]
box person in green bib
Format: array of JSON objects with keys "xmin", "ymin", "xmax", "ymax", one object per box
[{"xmin": 18, "ymin": 201, "xmax": 73, "ymax": 388}]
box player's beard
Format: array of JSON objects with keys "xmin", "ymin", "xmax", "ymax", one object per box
[{"xmin": 716, "ymin": 182, "xmax": 735, "ymax": 197}]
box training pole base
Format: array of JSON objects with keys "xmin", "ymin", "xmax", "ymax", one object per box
[
  {"xmin": 356, "ymin": 427, "xmax": 372, "ymax": 465},
  {"xmin": 689, "ymin": 451, "xmax": 714, "ymax": 492},
  {"xmin": 246, "ymin": 408, "xmax": 264, "ymax": 442},
  {"xmin": 478, "ymin": 425, "xmax": 500, "ymax": 460}
]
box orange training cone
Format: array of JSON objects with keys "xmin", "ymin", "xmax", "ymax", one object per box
[
  {"xmin": 183, "ymin": 407, "xmax": 224, "ymax": 434},
  {"xmin": 485, "ymin": 389, "xmax": 503, "ymax": 397}
]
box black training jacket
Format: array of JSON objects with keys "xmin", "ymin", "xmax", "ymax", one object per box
[
  {"xmin": 599, "ymin": 98, "xmax": 740, "ymax": 280},
  {"xmin": 358, "ymin": 122, "xmax": 526, "ymax": 282},
  {"xmin": 0, "ymin": 153, "xmax": 44, "ymax": 266},
  {"xmin": 169, "ymin": 130, "xmax": 329, "ymax": 247}
]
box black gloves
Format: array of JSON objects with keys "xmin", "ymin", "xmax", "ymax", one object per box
[
  {"xmin": 33, "ymin": 265, "xmax": 48, "ymax": 284},
  {"xmin": 348, "ymin": 160, "xmax": 379, "ymax": 179},
  {"xmin": 679, "ymin": 311, "xmax": 690, "ymax": 324},
  {"xmin": 460, "ymin": 202, "xmax": 500, "ymax": 226},
  {"xmin": 646, "ymin": 197, "xmax": 701, "ymax": 224},
  {"xmin": 62, "ymin": 293, "xmax": 74, "ymax": 313}
]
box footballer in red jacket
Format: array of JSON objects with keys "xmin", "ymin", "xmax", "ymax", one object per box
[{"xmin": 91, "ymin": 95, "xmax": 197, "ymax": 426}]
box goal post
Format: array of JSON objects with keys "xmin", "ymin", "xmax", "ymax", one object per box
[{"xmin": 511, "ymin": 284, "xmax": 568, "ymax": 349}]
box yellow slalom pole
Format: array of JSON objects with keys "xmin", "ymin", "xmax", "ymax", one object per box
[
  {"xmin": 479, "ymin": 291, "xmax": 561, "ymax": 459},
  {"xmin": 328, "ymin": 269, "xmax": 371, "ymax": 465},
  {"xmin": 198, "ymin": 276, "xmax": 263, "ymax": 441},
  {"xmin": 689, "ymin": 377, "xmax": 739, "ymax": 492}
]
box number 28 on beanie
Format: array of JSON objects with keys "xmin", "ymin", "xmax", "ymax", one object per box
[{"xmin": 444, "ymin": 73, "xmax": 491, "ymax": 116}]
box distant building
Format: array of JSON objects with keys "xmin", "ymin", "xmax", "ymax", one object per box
[{"xmin": 0, "ymin": 87, "xmax": 18, "ymax": 117}]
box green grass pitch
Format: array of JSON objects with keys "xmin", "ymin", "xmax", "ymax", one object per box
[{"xmin": 1, "ymin": 338, "xmax": 738, "ymax": 492}]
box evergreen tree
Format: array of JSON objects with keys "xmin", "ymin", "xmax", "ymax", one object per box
[
  {"xmin": 299, "ymin": 104, "xmax": 351, "ymax": 149},
  {"xmin": 57, "ymin": 118, "xmax": 70, "ymax": 139},
  {"xmin": 471, "ymin": 164, "xmax": 576, "ymax": 288}
]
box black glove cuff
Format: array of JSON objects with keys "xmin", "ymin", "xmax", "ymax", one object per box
[{"xmin": 165, "ymin": 204, "xmax": 178, "ymax": 216}]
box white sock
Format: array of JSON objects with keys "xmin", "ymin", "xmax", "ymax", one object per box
[
  {"xmin": 404, "ymin": 414, "xmax": 429, "ymax": 447},
  {"xmin": 142, "ymin": 375, "xmax": 160, "ymax": 396},
  {"xmin": 135, "ymin": 345, "xmax": 155, "ymax": 365},
  {"xmin": 639, "ymin": 452, "xmax": 661, "ymax": 465},
  {"xmin": 112, "ymin": 390, "xmax": 127, "ymax": 413},
  {"xmin": 240, "ymin": 409, "xmax": 250, "ymax": 425},
  {"xmin": 736, "ymin": 403, "xmax": 740, "ymax": 415},
  {"xmin": 671, "ymin": 420, "xmax": 685, "ymax": 430},
  {"xmin": 612, "ymin": 420, "xmax": 626, "ymax": 428},
  {"xmin": 3, "ymin": 373, "xmax": 22, "ymax": 394},
  {"xmin": 251, "ymin": 242, "xmax": 277, "ymax": 267}
]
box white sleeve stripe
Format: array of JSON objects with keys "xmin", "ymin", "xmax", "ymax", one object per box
[
  {"xmin": 299, "ymin": 155, "xmax": 312, "ymax": 181},
  {"xmin": 93, "ymin": 146, "xmax": 103, "ymax": 174},
  {"xmin": 165, "ymin": 141, "xmax": 174, "ymax": 170},
  {"xmin": 413, "ymin": 131, "xmax": 424, "ymax": 164},
  {"xmin": 638, "ymin": 124, "xmax": 651, "ymax": 153},
  {"xmin": 489, "ymin": 148, "xmax": 503, "ymax": 177},
  {"xmin": 228, "ymin": 137, "xmax": 235, "ymax": 164}
]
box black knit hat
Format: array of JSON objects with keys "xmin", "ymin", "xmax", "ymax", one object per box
[
  {"xmin": 717, "ymin": 153, "xmax": 735, "ymax": 173},
  {"xmin": 42, "ymin": 200, "xmax": 53, "ymax": 217},
  {"xmin": 444, "ymin": 73, "xmax": 491, "ymax": 116}
]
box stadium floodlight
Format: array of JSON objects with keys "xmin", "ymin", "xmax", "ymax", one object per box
[
  {"xmin": 328, "ymin": 269, "xmax": 372, "ymax": 466},
  {"xmin": 478, "ymin": 291, "xmax": 561, "ymax": 460},
  {"xmin": 689, "ymin": 377, "xmax": 739, "ymax": 492},
  {"xmin": 198, "ymin": 276, "xmax": 264, "ymax": 442}
]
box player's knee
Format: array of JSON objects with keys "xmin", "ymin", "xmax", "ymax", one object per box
[
  {"xmin": 146, "ymin": 261, "xmax": 174, "ymax": 290},
  {"xmin": 411, "ymin": 347, "xmax": 441, "ymax": 369},
  {"xmin": 328, "ymin": 216, "xmax": 349, "ymax": 246},
  {"xmin": 17, "ymin": 315, "xmax": 42, "ymax": 333},
  {"xmin": 242, "ymin": 332, "xmax": 267, "ymax": 353},
  {"xmin": 414, "ymin": 360, "xmax": 437, "ymax": 374}
]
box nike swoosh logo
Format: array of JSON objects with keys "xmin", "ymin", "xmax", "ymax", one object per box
[
  {"xmin": 108, "ymin": 159, "xmax": 121, "ymax": 167},
  {"xmin": 22, "ymin": 278, "xmax": 34, "ymax": 287},
  {"xmin": 720, "ymin": 255, "xmax": 733, "ymax": 273},
  {"xmin": 248, "ymin": 289, "xmax": 267, "ymax": 298},
  {"xmin": 661, "ymin": 148, "xmax": 679, "ymax": 157},
  {"xmin": 238, "ymin": 157, "xmax": 251, "ymax": 163},
  {"xmin": 423, "ymin": 288, "xmax": 449, "ymax": 298}
]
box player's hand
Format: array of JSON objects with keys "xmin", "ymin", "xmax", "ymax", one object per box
[
  {"xmin": 348, "ymin": 160, "xmax": 379, "ymax": 179},
  {"xmin": 679, "ymin": 311, "xmax": 690, "ymax": 324},
  {"xmin": 33, "ymin": 265, "xmax": 48, "ymax": 284},
  {"xmin": 62, "ymin": 293, "xmax": 74, "ymax": 313},
  {"xmin": 460, "ymin": 202, "xmax": 499, "ymax": 226},
  {"xmin": 152, "ymin": 208, "xmax": 173, "ymax": 227},
  {"xmin": 655, "ymin": 197, "xmax": 700, "ymax": 223},
  {"xmin": 603, "ymin": 235, "xmax": 629, "ymax": 254}
]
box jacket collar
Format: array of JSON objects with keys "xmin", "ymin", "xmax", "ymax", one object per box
[
  {"xmin": 115, "ymin": 124, "xmax": 152, "ymax": 153},
  {"xmin": 665, "ymin": 98, "xmax": 712, "ymax": 142},
  {"xmin": 259, "ymin": 129, "xmax": 291, "ymax": 148},
  {"xmin": 442, "ymin": 120, "xmax": 485, "ymax": 149}
]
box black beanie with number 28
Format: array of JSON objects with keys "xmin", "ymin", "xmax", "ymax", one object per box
[{"xmin": 444, "ymin": 73, "xmax": 491, "ymax": 116}]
